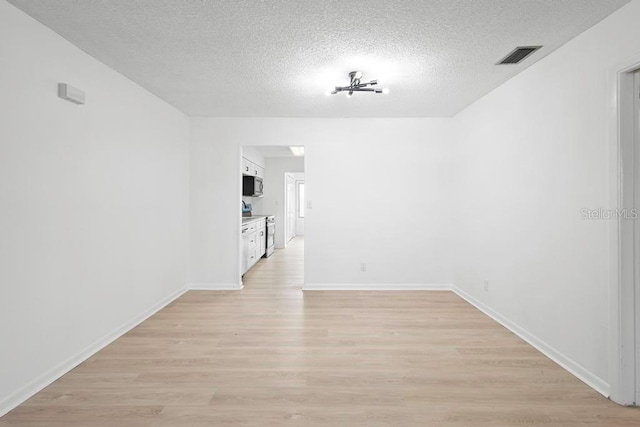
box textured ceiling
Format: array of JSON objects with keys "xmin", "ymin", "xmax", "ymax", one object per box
[{"xmin": 7, "ymin": 0, "xmax": 631, "ymax": 117}]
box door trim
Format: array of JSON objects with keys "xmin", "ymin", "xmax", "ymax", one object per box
[
  {"xmin": 284, "ymin": 173, "xmax": 296, "ymax": 246},
  {"xmin": 608, "ymin": 55, "xmax": 640, "ymax": 406}
]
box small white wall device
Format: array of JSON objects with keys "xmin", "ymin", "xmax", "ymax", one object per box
[{"xmin": 58, "ymin": 83, "xmax": 85, "ymax": 105}]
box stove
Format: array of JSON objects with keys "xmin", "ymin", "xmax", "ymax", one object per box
[{"xmin": 264, "ymin": 215, "xmax": 275, "ymax": 257}]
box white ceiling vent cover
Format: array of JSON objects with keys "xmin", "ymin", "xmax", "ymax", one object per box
[{"xmin": 497, "ymin": 46, "xmax": 542, "ymax": 65}]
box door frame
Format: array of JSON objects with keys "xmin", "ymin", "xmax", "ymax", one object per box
[
  {"xmin": 284, "ymin": 173, "xmax": 296, "ymax": 246},
  {"xmin": 295, "ymin": 178, "xmax": 305, "ymax": 236},
  {"xmin": 608, "ymin": 55, "xmax": 640, "ymax": 406}
]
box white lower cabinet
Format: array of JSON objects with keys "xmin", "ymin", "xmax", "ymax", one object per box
[
  {"xmin": 242, "ymin": 218, "xmax": 266, "ymax": 275},
  {"xmin": 241, "ymin": 227, "xmax": 249, "ymax": 274},
  {"xmin": 257, "ymin": 222, "xmax": 266, "ymax": 258},
  {"xmin": 247, "ymin": 230, "xmax": 257, "ymax": 268}
]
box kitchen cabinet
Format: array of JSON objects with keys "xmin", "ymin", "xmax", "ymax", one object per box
[
  {"xmin": 247, "ymin": 231, "xmax": 258, "ymax": 268},
  {"xmin": 241, "ymin": 228, "xmax": 249, "ymax": 274},
  {"xmin": 241, "ymin": 222, "xmax": 255, "ymax": 275},
  {"xmin": 242, "ymin": 218, "xmax": 266, "ymax": 275},
  {"xmin": 242, "ymin": 157, "xmax": 264, "ymax": 179},
  {"xmin": 242, "ymin": 158, "xmax": 251, "ymax": 175}
]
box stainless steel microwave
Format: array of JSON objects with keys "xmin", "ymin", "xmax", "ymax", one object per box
[{"xmin": 242, "ymin": 176, "xmax": 263, "ymax": 197}]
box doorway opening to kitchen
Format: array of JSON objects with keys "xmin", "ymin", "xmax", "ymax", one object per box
[{"xmin": 240, "ymin": 145, "xmax": 305, "ymax": 286}]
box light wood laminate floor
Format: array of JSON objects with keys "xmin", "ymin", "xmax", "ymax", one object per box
[{"xmin": 2, "ymin": 237, "xmax": 638, "ymax": 425}]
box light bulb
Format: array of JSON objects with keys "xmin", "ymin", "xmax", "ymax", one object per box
[{"xmin": 382, "ymin": 88, "xmax": 389, "ymax": 95}]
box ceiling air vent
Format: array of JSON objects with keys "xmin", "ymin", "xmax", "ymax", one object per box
[{"xmin": 497, "ymin": 46, "xmax": 542, "ymax": 64}]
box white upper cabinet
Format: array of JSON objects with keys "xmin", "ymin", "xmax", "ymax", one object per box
[
  {"xmin": 242, "ymin": 158, "xmax": 251, "ymax": 175},
  {"xmin": 242, "ymin": 157, "xmax": 265, "ymax": 179}
]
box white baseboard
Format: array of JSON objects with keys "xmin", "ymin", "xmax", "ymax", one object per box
[
  {"xmin": 302, "ymin": 283, "xmax": 452, "ymax": 291},
  {"xmin": 0, "ymin": 286, "xmax": 188, "ymax": 417},
  {"xmin": 189, "ymin": 282, "xmax": 243, "ymax": 290},
  {"xmin": 452, "ymin": 286, "xmax": 610, "ymax": 397}
]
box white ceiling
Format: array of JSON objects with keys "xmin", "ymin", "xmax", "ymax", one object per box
[
  {"xmin": 8, "ymin": 0, "xmax": 630, "ymax": 117},
  {"xmin": 252, "ymin": 146, "xmax": 302, "ymax": 158}
]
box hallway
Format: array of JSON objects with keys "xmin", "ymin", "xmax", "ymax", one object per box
[{"xmin": 2, "ymin": 236, "xmax": 638, "ymax": 425}]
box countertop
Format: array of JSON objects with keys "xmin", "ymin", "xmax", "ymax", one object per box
[{"xmin": 241, "ymin": 215, "xmax": 267, "ymax": 224}]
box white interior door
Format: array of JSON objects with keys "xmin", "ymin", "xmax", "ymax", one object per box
[{"xmin": 285, "ymin": 174, "xmax": 295, "ymax": 244}]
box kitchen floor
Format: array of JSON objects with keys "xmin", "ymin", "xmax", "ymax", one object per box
[{"xmin": 2, "ymin": 236, "xmax": 638, "ymax": 426}]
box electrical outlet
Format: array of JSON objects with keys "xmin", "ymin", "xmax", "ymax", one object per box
[
  {"xmin": 306, "ymin": 200, "xmax": 313, "ymax": 209},
  {"xmin": 360, "ymin": 263, "xmax": 367, "ymax": 272},
  {"xmin": 484, "ymin": 280, "xmax": 489, "ymax": 291}
]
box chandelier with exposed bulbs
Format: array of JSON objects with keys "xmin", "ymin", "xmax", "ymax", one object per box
[{"xmin": 326, "ymin": 71, "xmax": 389, "ymax": 97}]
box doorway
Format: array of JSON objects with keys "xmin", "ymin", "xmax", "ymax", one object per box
[
  {"xmin": 296, "ymin": 178, "xmax": 305, "ymax": 236},
  {"xmin": 285, "ymin": 173, "xmax": 295, "ymax": 244},
  {"xmin": 239, "ymin": 145, "xmax": 305, "ymax": 284},
  {"xmin": 284, "ymin": 172, "xmax": 305, "ymax": 245}
]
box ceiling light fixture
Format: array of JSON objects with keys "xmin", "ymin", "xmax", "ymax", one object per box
[
  {"xmin": 289, "ymin": 146, "xmax": 304, "ymax": 156},
  {"xmin": 326, "ymin": 71, "xmax": 389, "ymax": 97}
]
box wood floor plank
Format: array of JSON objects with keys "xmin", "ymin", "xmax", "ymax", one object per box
[{"xmin": 1, "ymin": 236, "xmax": 638, "ymax": 426}]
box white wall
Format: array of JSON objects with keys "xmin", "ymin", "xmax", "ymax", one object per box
[
  {"xmin": 451, "ymin": 0, "xmax": 640, "ymax": 394},
  {"xmin": 261, "ymin": 158, "xmax": 305, "ymax": 248},
  {"xmin": 0, "ymin": 1, "xmax": 189, "ymax": 414},
  {"xmin": 190, "ymin": 118, "xmax": 453, "ymax": 288},
  {"xmin": 241, "ymin": 146, "xmax": 265, "ymax": 168}
]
